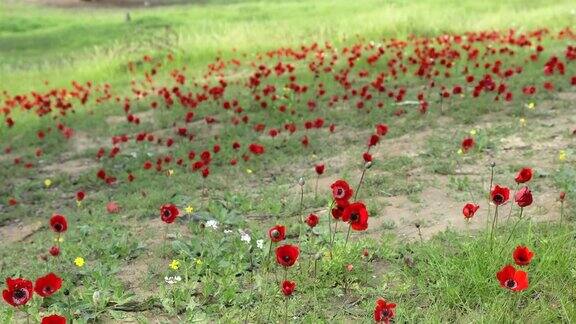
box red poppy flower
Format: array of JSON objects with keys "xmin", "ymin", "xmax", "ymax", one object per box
[
  {"xmin": 331, "ymin": 201, "xmax": 348, "ymax": 220},
  {"xmin": 49, "ymin": 246, "xmax": 60, "ymax": 257},
  {"xmin": 2, "ymin": 278, "xmax": 33, "ymax": 307},
  {"xmin": 374, "ymin": 298, "xmax": 396, "ymax": 323},
  {"xmin": 106, "ymin": 201, "xmax": 120, "ymax": 214},
  {"xmin": 160, "ymin": 203, "xmax": 180, "ymax": 224},
  {"xmin": 461, "ymin": 137, "xmax": 475, "ymax": 153},
  {"xmin": 496, "ymin": 264, "xmax": 528, "ymax": 291},
  {"xmin": 330, "ymin": 179, "xmax": 353, "ymax": 204},
  {"xmin": 275, "ymin": 244, "xmax": 300, "ymax": 267},
  {"xmin": 513, "ymin": 246, "xmax": 534, "ymax": 266},
  {"xmin": 34, "ymin": 273, "xmax": 63, "ymax": 297},
  {"xmin": 376, "ymin": 124, "xmax": 388, "ymax": 136},
  {"xmin": 342, "ymin": 202, "xmax": 369, "ymax": 231},
  {"xmin": 305, "ymin": 214, "xmax": 319, "ymax": 228},
  {"xmin": 315, "ymin": 164, "xmax": 325, "ymax": 175},
  {"xmin": 368, "ymin": 134, "xmax": 380, "ymax": 147},
  {"xmin": 462, "ymin": 203, "xmax": 480, "ymax": 219},
  {"xmin": 363, "ymin": 152, "xmax": 373, "ymax": 162},
  {"xmin": 515, "ymin": 187, "xmax": 533, "ymax": 208},
  {"xmin": 281, "ymin": 280, "xmax": 296, "ymax": 296},
  {"xmin": 49, "ymin": 214, "xmax": 68, "ymax": 233},
  {"xmin": 268, "ymin": 225, "xmax": 286, "ymax": 242},
  {"xmin": 76, "ymin": 191, "xmax": 85, "ymax": 201},
  {"xmin": 560, "ymin": 191, "xmax": 566, "ymax": 202},
  {"xmin": 514, "ymin": 167, "xmax": 533, "ymax": 183},
  {"xmin": 491, "ymin": 185, "xmax": 510, "ymax": 206},
  {"xmin": 41, "ymin": 315, "xmax": 67, "ymax": 324},
  {"xmin": 249, "ymin": 143, "xmax": 265, "ymax": 155}
]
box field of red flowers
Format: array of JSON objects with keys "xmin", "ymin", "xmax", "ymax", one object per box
[{"xmin": 1, "ymin": 1, "xmax": 576, "ymax": 322}]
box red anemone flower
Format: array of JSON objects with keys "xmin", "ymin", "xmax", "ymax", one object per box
[
  {"xmin": 34, "ymin": 273, "xmax": 63, "ymax": 297},
  {"xmin": 331, "ymin": 201, "xmax": 348, "ymax": 220},
  {"xmin": 2, "ymin": 278, "xmax": 33, "ymax": 307},
  {"xmin": 305, "ymin": 214, "xmax": 319, "ymax": 228},
  {"xmin": 49, "ymin": 246, "xmax": 60, "ymax": 257},
  {"xmin": 515, "ymin": 187, "xmax": 533, "ymax": 208},
  {"xmin": 76, "ymin": 191, "xmax": 85, "ymax": 201},
  {"xmin": 374, "ymin": 298, "xmax": 396, "ymax": 323},
  {"xmin": 330, "ymin": 179, "xmax": 353, "ymax": 204},
  {"xmin": 514, "ymin": 167, "xmax": 533, "ymax": 183},
  {"xmin": 341, "ymin": 202, "xmax": 369, "ymax": 231},
  {"xmin": 160, "ymin": 203, "xmax": 180, "ymax": 224},
  {"xmin": 268, "ymin": 225, "xmax": 286, "ymax": 242},
  {"xmin": 275, "ymin": 244, "xmax": 300, "ymax": 267},
  {"xmin": 496, "ymin": 264, "xmax": 528, "ymax": 291},
  {"xmin": 41, "ymin": 315, "xmax": 67, "ymax": 324},
  {"xmin": 462, "ymin": 203, "xmax": 480, "ymax": 219},
  {"xmin": 491, "ymin": 185, "xmax": 510, "ymax": 206},
  {"xmin": 513, "ymin": 246, "xmax": 534, "ymax": 266},
  {"xmin": 248, "ymin": 143, "xmax": 265, "ymax": 155},
  {"xmin": 49, "ymin": 214, "xmax": 68, "ymax": 233},
  {"xmin": 281, "ymin": 280, "xmax": 296, "ymax": 296},
  {"xmin": 368, "ymin": 134, "xmax": 380, "ymax": 147},
  {"xmin": 315, "ymin": 164, "xmax": 325, "ymax": 175},
  {"xmin": 461, "ymin": 137, "xmax": 475, "ymax": 153}
]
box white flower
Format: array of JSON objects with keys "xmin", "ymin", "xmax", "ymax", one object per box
[
  {"xmin": 256, "ymin": 239, "xmax": 264, "ymax": 250},
  {"xmin": 164, "ymin": 276, "xmax": 182, "ymax": 285},
  {"xmin": 238, "ymin": 229, "xmax": 251, "ymax": 244},
  {"xmin": 206, "ymin": 220, "xmax": 219, "ymax": 230},
  {"xmin": 224, "ymin": 229, "xmax": 233, "ymax": 234}
]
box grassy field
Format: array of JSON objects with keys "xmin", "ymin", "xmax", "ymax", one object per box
[{"xmin": 1, "ymin": 0, "xmax": 576, "ymax": 323}]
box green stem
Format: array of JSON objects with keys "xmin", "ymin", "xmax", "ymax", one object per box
[
  {"xmin": 489, "ymin": 205, "xmax": 499, "ymax": 250},
  {"xmin": 502, "ymin": 208, "xmax": 524, "ymax": 249},
  {"xmin": 486, "ymin": 164, "xmax": 495, "ymax": 229},
  {"xmin": 344, "ymin": 224, "xmax": 352, "ymax": 249},
  {"xmin": 354, "ymin": 168, "xmax": 367, "ymax": 201}
]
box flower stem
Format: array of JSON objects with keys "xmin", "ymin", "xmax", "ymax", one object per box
[
  {"xmin": 344, "ymin": 224, "xmax": 352, "ymax": 249},
  {"xmin": 506, "ymin": 183, "xmax": 519, "ymax": 221},
  {"xmin": 486, "ymin": 163, "xmax": 495, "ymax": 229},
  {"xmin": 354, "ymin": 168, "xmax": 367, "ymax": 201},
  {"xmin": 489, "ymin": 205, "xmax": 499, "ymax": 250},
  {"xmin": 502, "ymin": 208, "xmax": 524, "ymax": 248}
]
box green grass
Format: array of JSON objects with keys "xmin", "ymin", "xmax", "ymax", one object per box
[
  {"xmin": 1, "ymin": 0, "xmax": 575, "ymax": 92},
  {"xmin": 1, "ymin": 0, "xmax": 576, "ymax": 322}
]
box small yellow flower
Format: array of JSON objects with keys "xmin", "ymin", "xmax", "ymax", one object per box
[
  {"xmin": 527, "ymin": 102, "xmax": 535, "ymax": 110},
  {"xmin": 74, "ymin": 257, "xmax": 85, "ymax": 267},
  {"xmin": 460, "ymin": 94, "xmax": 465, "ymax": 99},
  {"xmin": 76, "ymin": 200, "xmax": 82, "ymax": 207},
  {"xmin": 54, "ymin": 237, "xmax": 64, "ymax": 243},
  {"xmin": 44, "ymin": 179, "xmax": 52, "ymax": 188},
  {"xmin": 246, "ymin": 169, "xmax": 253, "ymax": 174},
  {"xmin": 457, "ymin": 149, "xmax": 463, "ymax": 155},
  {"xmin": 167, "ymin": 169, "xmax": 174, "ymax": 176},
  {"xmin": 469, "ymin": 129, "xmax": 477, "ymax": 136},
  {"xmin": 558, "ymin": 150, "xmax": 567, "ymax": 162},
  {"xmin": 169, "ymin": 259, "xmax": 180, "ymax": 270},
  {"xmin": 194, "ymin": 258, "xmax": 203, "ymax": 266},
  {"xmin": 185, "ymin": 205, "xmax": 194, "ymax": 214},
  {"xmin": 519, "ymin": 118, "xmax": 527, "ymax": 127}
]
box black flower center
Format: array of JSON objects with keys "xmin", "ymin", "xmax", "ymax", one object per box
[
  {"xmin": 163, "ymin": 210, "xmax": 171, "ymax": 217},
  {"xmin": 44, "ymin": 286, "xmax": 53, "ymax": 294},
  {"xmin": 505, "ymin": 279, "xmax": 517, "ymax": 289},
  {"xmin": 271, "ymin": 230, "xmax": 280, "ymax": 238},
  {"xmin": 350, "ymin": 212, "xmax": 359, "ymax": 222},
  {"xmin": 335, "ymin": 188, "xmax": 344, "ymax": 198},
  {"xmin": 283, "ymin": 255, "xmax": 291, "ymax": 262},
  {"xmin": 54, "ymin": 223, "xmax": 63, "ymax": 231},
  {"xmin": 14, "ymin": 289, "xmax": 26, "ymax": 300},
  {"xmin": 494, "ymin": 194, "xmax": 503, "ymax": 204}
]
